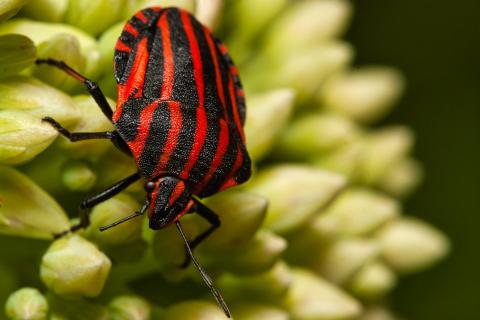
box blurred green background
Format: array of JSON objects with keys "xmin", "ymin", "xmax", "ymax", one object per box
[{"xmin": 347, "ymin": 1, "xmax": 480, "ymax": 319}]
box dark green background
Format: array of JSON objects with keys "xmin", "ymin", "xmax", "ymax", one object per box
[{"xmin": 347, "ymin": 1, "xmax": 480, "ymax": 319}]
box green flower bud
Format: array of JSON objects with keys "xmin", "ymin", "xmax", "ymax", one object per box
[
  {"xmin": 200, "ymin": 191, "xmax": 267, "ymax": 252},
  {"xmin": 0, "ymin": 34, "xmax": 36, "ymax": 79},
  {"xmin": 109, "ymin": 295, "xmax": 151, "ymax": 320},
  {"xmin": 5, "ymin": 288, "xmax": 48, "ymax": 320},
  {"xmin": 0, "ymin": 0, "xmax": 27, "ymax": 22},
  {"xmin": 0, "ymin": 263, "xmax": 19, "ymax": 305},
  {"xmin": 219, "ymin": 261, "xmax": 292, "ymax": 303},
  {"xmin": 378, "ymin": 157, "xmax": 423, "ymax": 198},
  {"xmin": 317, "ymin": 188, "xmax": 400, "ymax": 237},
  {"xmin": 316, "ymin": 238, "xmax": 379, "ymax": 285},
  {"xmin": 274, "ymin": 113, "xmax": 361, "ymax": 161},
  {"xmin": 85, "ymin": 194, "xmax": 142, "ymax": 246},
  {"xmin": 98, "ymin": 22, "xmax": 124, "ymax": 75},
  {"xmin": 320, "ymin": 67, "xmax": 404, "ymax": 124},
  {"xmin": 21, "ymin": 0, "xmax": 69, "ymax": 22},
  {"xmin": 244, "ymin": 89, "xmax": 295, "ymax": 161},
  {"xmin": 349, "ymin": 261, "xmax": 396, "ymax": 300},
  {"xmin": 0, "ymin": 76, "xmax": 80, "ymax": 127},
  {"xmin": 34, "ymin": 34, "xmax": 86, "ymax": 93},
  {"xmin": 358, "ymin": 126, "xmax": 414, "ymax": 185},
  {"xmin": 162, "ymin": 300, "xmax": 226, "ymax": 320},
  {"xmin": 268, "ymin": 42, "xmax": 353, "ymax": 101},
  {"xmin": 195, "ymin": 0, "xmax": 222, "ymax": 28},
  {"xmin": 232, "ymin": 304, "xmax": 289, "ymax": 320},
  {"xmin": 58, "ymin": 95, "xmax": 114, "ymax": 156},
  {"xmin": 0, "ymin": 19, "xmax": 101, "ymax": 77},
  {"xmin": 313, "ymin": 141, "xmax": 364, "ymax": 178},
  {"xmin": 47, "ymin": 294, "xmax": 110, "ymax": 320},
  {"xmin": 283, "ymin": 268, "xmax": 361, "ymax": 320},
  {"xmin": 135, "ymin": 0, "xmax": 195, "ymax": 16},
  {"xmin": 0, "ymin": 110, "xmax": 57, "ymax": 165},
  {"xmin": 264, "ymin": 0, "xmax": 352, "ymax": 58},
  {"xmin": 359, "ymin": 306, "xmax": 398, "ymax": 320},
  {"xmin": 376, "ymin": 218, "xmax": 450, "ymax": 273},
  {"xmin": 40, "ymin": 235, "xmax": 112, "ymax": 297},
  {"xmin": 248, "ymin": 164, "xmax": 346, "ymax": 234},
  {"xmin": 95, "ymin": 148, "xmax": 141, "ymax": 193},
  {"xmin": 61, "ymin": 161, "xmax": 97, "ymax": 191},
  {"xmin": 0, "ymin": 166, "xmax": 69, "ymax": 238},
  {"xmin": 65, "ymin": 0, "xmax": 126, "ymax": 36},
  {"xmin": 212, "ymin": 230, "xmax": 287, "ymax": 275}
]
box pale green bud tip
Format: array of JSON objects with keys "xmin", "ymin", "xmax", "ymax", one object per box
[
  {"xmin": 321, "ymin": 67, "xmax": 404, "ymax": 123},
  {"xmin": 283, "ymin": 269, "xmax": 361, "ymax": 320},
  {"xmin": 377, "ymin": 218, "xmax": 450, "ymax": 273},
  {"xmin": 318, "ymin": 188, "xmax": 400, "ymax": 237},
  {"xmin": 378, "ymin": 157, "xmax": 423, "ymax": 198},
  {"xmin": 109, "ymin": 295, "xmax": 151, "ymax": 320},
  {"xmin": 249, "ymin": 165, "xmax": 346, "ymax": 233},
  {"xmin": 0, "ymin": 166, "xmax": 69, "ymax": 238},
  {"xmin": 162, "ymin": 301, "xmax": 226, "ymax": 320},
  {"xmin": 232, "ymin": 304, "xmax": 289, "ymax": 320},
  {"xmin": 86, "ymin": 193, "xmax": 142, "ymax": 246},
  {"xmin": 40, "ymin": 235, "xmax": 112, "ymax": 297},
  {"xmin": 62, "ymin": 161, "xmax": 96, "ymax": 191},
  {"xmin": 245, "ymin": 88, "xmax": 295, "ymax": 161},
  {"xmin": 350, "ymin": 261, "xmax": 397, "ymax": 300},
  {"xmin": 275, "ymin": 113, "xmax": 360, "ymax": 160},
  {"xmin": 359, "ymin": 306, "xmax": 398, "ymax": 320},
  {"xmin": 5, "ymin": 287, "xmax": 48, "ymax": 320},
  {"xmin": 21, "ymin": 0, "xmax": 69, "ymax": 22},
  {"xmin": 0, "ymin": 34, "xmax": 36, "ymax": 79},
  {"xmin": 0, "ymin": 110, "xmax": 58, "ymax": 165},
  {"xmin": 195, "ymin": 0, "xmax": 222, "ymax": 28},
  {"xmin": 317, "ymin": 238, "xmax": 379, "ymax": 285},
  {"xmin": 0, "ymin": 0, "xmax": 27, "ymax": 22}
]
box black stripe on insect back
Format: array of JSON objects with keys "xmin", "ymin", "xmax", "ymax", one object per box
[
  {"xmin": 115, "ymin": 99, "xmax": 150, "ymax": 141},
  {"xmin": 139, "ymin": 101, "xmax": 171, "ymax": 177},
  {"xmin": 164, "ymin": 9, "xmax": 199, "ymax": 176},
  {"xmin": 186, "ymin": 15, "xmax": 224, "ymax": 186},
  {"xmin": 143, "ymin": 17, "xmax": 165, "ymax": 99}
]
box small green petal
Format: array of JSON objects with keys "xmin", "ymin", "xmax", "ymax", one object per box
[
  {"xmin": 349, "ymin": 261, "xmax": 397, "ymax": 300},
  {"xmin": 244, "ymin": 89, "xmax": 295, "ymax": 161},
  {"xmin": 248, "ymin": 164, "xmax": 346, "ymax": 233},
  {"xmin": 85, "ymin": 193, "xmax": 142, "ymax": 246},
  {"xmin": 5, "ymin": 287, "xmax": 48, "ymax": 320},
  {"xmin": 376, "ymin": 218, "xmax": 450, "ymax": 273},
  {"xmin": 0, "ymin": 0, "xmax": 27, "ymax": 22},
  {"xmin": 109, "ymin": 295, "xmax": 151, "ymax": 320},
  {"xmin": 359, "ymin": 306, "xmax": 398, "ymax": 320},
  {"xmin": 61, "ymin": 161, "xmax": 97, "ymax": 191},
  {"xmin": 40, "ymin": 235, "xmax": 112, "ymax": 297},
  {"xmin": 0, "ymin": 34, "xmax": 36, "ymax": 79},
  {"xmin": 195, "ymin": 0, "xmax": 222, "ymax": 28},
  {"xmin": 0, "ymin": 166, "xmax": 69, "ymax": 238},
  {"xmin": 378, "ymin": 157, "xmax": 423, "ymax": 198},
  {"xmin": 21, "ymin": 0, "xmax": 69, "ymax": 22},
  {"xmin": 283, "ymin": 268, "xmax": 362, "ymax": 320},
  {"xmin": 232, "ymin": 304, "xmax": 289, "ymax": 320},
  {"xmin": 162, "ymin": 300, "xmax": 226, "ymax": 320}
]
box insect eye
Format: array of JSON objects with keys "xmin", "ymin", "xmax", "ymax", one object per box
[{"xmin": 144, "ymin": 181, "xmax": 156, "ymax": 192}]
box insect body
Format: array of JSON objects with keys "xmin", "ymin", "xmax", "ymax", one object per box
[{"xmin": 38, "ymin": 6, "xmax": 251, "ymax": 318}]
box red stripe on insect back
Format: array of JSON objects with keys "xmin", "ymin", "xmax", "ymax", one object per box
[
  {"xmin": 157, "ymin": 13, "xmax": 174, "ymax": 100},
  {"xmin": 173, "ymin": 199, "xmax": 194, "ymax": 223},
  {"xmin": 136, "ymin": 10, "xmax": 148, "ymax": 23},
  {"xmin": 124, "ymin": 22, "xmax": 139, "ymax": 37},
  {"xmin": 218, "ymin": 43, "xmax": 228, "ymax": 55},
  {"xmin": 194, "ymin": 119, "xmax": 230, "ymax": 193},
  {"xmin": 228, "ymin": 75, "xmax": 245, "ymax": 142},
  {"xmin": 178, "ymin": 11, "xmax": 208, "ymax": 181},
  {"xmin": 219, "ymin": 145, "xmax": 244, "ymax": 192},
  {"xmin": 114, "ymin": 37, "xmax": 150, "ymax": 122},
  {"xmin": 153, "ymin": 101, "xmax": 183, "ymax": 175},
  {"xmin": 148, "ymin": 187, "xmax": 159, "ymax": 219},
  {"xmin": 204, "ymin": 28, "xmax": 227, "ymax": 116},
  {"xmin": 115, "ymin": 40, "xmax": 132, "ymax": 53},
  {"xmin": 168, "ymin": 180, "xmax": 185, "ymax": 207},
  {"xmin": 127, "ymin": 101, "xmax": 159, "ymax": 164}
]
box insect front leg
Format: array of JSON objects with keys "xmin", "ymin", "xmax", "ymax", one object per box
[
  {"xmin": 180, "ymin": 199, "xmax": 221, "ymax": 268},
  {"xmin": 54, "ymin": 172, "xmax": 141, "ymax": 238},
  {"xmin": 36, "ymin": 58, "xmax": 113, "ymax": 120}
]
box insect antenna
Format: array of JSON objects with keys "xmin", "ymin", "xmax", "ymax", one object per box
[
  {"xmin": 99, "ymin": 201, "xmax": 149, "ymax": 231},
  {"xmin": 175, "ymin": 221, "xmax": 231, "ymax": 318}
]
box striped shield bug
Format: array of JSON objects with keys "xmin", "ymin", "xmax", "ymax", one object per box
[{"xmin": 38, "ymin": 7, "xmax": 252, "ymax": 317}]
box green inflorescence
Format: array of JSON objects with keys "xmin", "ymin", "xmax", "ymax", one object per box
[{"xmin": 0, "ymin": 1, "xmax": 449, "ymax": 319}]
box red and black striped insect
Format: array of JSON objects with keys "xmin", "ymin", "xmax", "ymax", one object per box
[{"xmin": 37, "ymin": 7, "xmax": 251, "ymax": 317}]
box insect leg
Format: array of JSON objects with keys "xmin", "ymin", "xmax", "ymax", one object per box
[
  {"xmin": 43, "ymin": 116, "xmax": 113, "ymax": 141},
  {"xmin": 180, "ymin": 199, "xmax": 221, "ymax": 268},
  {"xmin": 36, "ymin": 58, "xmax": 113, "ymax": 120},
  {"xmin": 54, "ymin": 171, "xmax": 141, "ymax": 238}
]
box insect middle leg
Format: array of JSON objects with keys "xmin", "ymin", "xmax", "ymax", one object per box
[
  {"xmin": 55, "ymin": 171, "xmax": 141, "ymax": 238},
  {"xmin": 36, "ymin": 58, "xmax": 113, "ymax": 121},
  {"xmin": 181, "ymin": 199, "xmax": 221, "ymax": 268}
]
